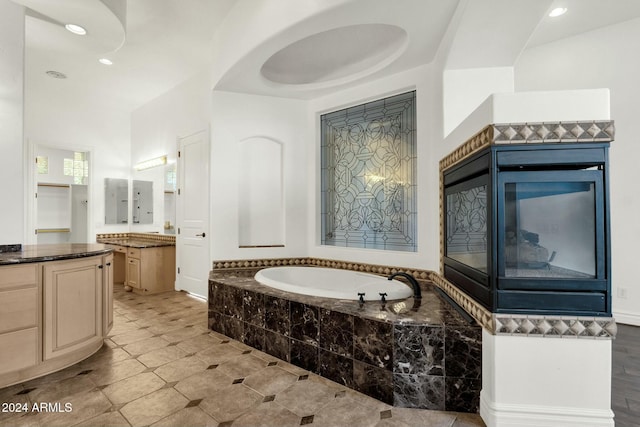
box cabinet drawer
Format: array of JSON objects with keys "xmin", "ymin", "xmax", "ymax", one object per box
[
  {"xmin": 0, "ymin": 328, "xmax": 38, "ymax": 375},
  {"xmin": 127, "ymin": 248, "xmax": 141, "ymax": 259},
  {"xmin": 0, "ymin": 264, "xmax": 37, "ymax": 290},
  {"xmin": 106, "ymin": 245, "xmax": 127, "ymax": 254},
  {"xmin": 0, "ymin": 287, "xmax": 38, "ymax": 333}
]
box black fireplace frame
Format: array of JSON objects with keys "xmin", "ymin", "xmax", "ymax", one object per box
[{"xmin": 443, "ymin": 143, "xmax": 611, "ymax": 316}]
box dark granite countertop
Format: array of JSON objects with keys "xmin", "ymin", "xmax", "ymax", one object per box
[
  {"xmin": 97, "ymin": 238, "xmax": 175, "ymax": 248},
  {"xmin": 0, "ymin": 244, "xmax": 113, "ymax": 265},
  {"xmin": 209, "ymin": 271, "xmax": 478, "ymax": 328}
]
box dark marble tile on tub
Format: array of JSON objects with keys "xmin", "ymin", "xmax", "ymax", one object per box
[
  {"xmin": 290, "ymin": 302, "xmax": 319, "ymax": 347},
  {"xmin": 353, "ymin": 317, "xmax": 393, "ymax": 370},
  {"xmin": 223, "ymin": 286, "xmax": 244, "ymax": 319},
  {"xmin": 318, "ymin": 349, "xmax": 353, "ymax": 388},
  {"xmin": 209, "ymin": 281, "xmax": 225, "ymax": 313},
  {"xmin": 265, "ymin": 296, "xmax": 290, "ymax": 336},
  {"xmin": 319, "ymin": 309, "xmax": 353, "ymax": 357},
  {"xmin": 353, "ymin": 360, "xmax": 393, "ymax": 405},
  {"xmin": 393, "ymin": 373, "xmax": 445, "ymax": 410},
  {"xmin": 243, "ymin": 322, "xmax": 265, "ymax": 351},
  {"xmin": 394, "ymin": 325, "xmax": 444, "ymax": 376},
  {"xmin": 221, "ymin": 315, "xmax": 243, "ymax": 341},
  {"xmin": 209, "ymin": 311, "xmax": 225, "ymax": 335},
  {"xmin": 444, "ymin": 326, "xmax": 482, "ymax": 379},
  {"xmin": 243, "ymin": 290, "xmax": 265, "ymax": 327},
  {"xmin": 290, "ymin": 338, "xmax": 318, "ymax": 373},
  {"xmin": 264, "ymin": 329, "xmax": 290, "ymax": 362},
  {"xmin": 445, "ymin": 377, "xmax": 481, "ymax": 413}
]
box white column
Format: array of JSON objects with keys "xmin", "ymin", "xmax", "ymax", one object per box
[{"xmin": 481, "ymin": 330, "xmax": 614, "ymax": 427}]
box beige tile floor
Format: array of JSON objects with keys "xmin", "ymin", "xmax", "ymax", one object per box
[{"xmin": 0, "ymin": 285, "xmax": 485, "ymax": 427}]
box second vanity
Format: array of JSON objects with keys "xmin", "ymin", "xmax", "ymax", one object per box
[{"xmin": 97, "ymin": 233, "xmax": 175, "ymax": 295}]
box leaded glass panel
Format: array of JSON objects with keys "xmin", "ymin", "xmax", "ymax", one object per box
[{"xmin": 321, "ymin": 91, "xmax": 417, "ymax": 251}]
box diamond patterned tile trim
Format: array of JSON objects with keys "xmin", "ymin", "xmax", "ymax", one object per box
[
  {"xmin": 439, "ymin": 120, "xmax": 615, "ymax": 173},
  {"xmin": 494, "ymin": 315, "xmax": 617, "ymax": 338},
  {"xmin": 493, "ymin": 121, "xmax": 614, "ymax": 144}
]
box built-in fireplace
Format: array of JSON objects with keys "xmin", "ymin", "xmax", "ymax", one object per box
[{"xmin": 441, "ymin": 122, "xmax": 613, "ymax": 316}]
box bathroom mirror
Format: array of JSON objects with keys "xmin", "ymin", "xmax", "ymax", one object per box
[
  {"xmin": 132, "ymin": 180, "xmax": 153, "ymax": 224},
  {"xmin": 163, "ymin": 164, "xmax": 176, "ymax": 234},
  {"xmin": 105, "ymin": 178, "xmax": 129, "ymax": 224}
]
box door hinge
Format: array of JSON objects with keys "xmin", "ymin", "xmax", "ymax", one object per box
[{"xmin": 177, "ymin": 267, "xmax": 180, "ymax": 274}]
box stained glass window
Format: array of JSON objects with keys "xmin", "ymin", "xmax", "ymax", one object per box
[{"xmin": 321, "ymin": 91, "xmax": 417, "ymax": 251}]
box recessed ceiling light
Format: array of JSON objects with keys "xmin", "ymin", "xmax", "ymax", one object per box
[
  {"xmin": 99, "ymin": 58, "xmax": 113, "ymax": 65},
  {"xmin": 46, "ymin": 70, "xmax": 67, "ymax": 79},
  {"xmin": 549, "ymin": 7, "xmax": 567, "ymax": 17},
  {"xmin": 65, "ymin": 24, "xmax": 87, "ymax": 35}
]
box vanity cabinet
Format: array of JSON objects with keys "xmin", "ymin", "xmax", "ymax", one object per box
[
  {"xmin": 106, "ymin": 244, "xmax": 175, "ymax": 295},
  {"xmin": 0, "ymin": 251, "xmax": 113, "ymax": 388}
]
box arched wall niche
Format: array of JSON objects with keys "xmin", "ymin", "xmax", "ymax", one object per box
[{"xmin": 237, "ymin": 136, "xmax": 285, "ymax": 247}]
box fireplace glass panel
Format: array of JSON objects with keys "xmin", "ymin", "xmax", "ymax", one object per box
[
  {"xmin": 446, "ymin": 183, "xmax": 488, "ymax": 273},
  {"xmin": 503, "ymin": 181, "xmax": 595, "ymax": 278}
]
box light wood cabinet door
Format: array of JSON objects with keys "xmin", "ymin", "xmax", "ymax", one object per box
[
  {"xmin": 103, "ymin": 254, "xmax": 114, "ymax": 335},
  {"xmin": 127, "ymin": 257, "xmax": 141, "ymax": 289},
  {"xmin": 43, "ymin": 257, "xmax": 103, "ymax": 361}
]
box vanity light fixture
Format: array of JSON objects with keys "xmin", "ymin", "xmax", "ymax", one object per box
[
  {"xmin": 548, "ymin": 7, "xmax": 567, "ymax": 17},
  {"xmin": 65, "ymin": 24, "xmax": 87, "ymax": 35},
  {"xmin": 135, "ymin": 155, "xmax": 167, "ymax": 171},
  {"xmin": 99, "ymin": 58, "xmax": 113, "ymax": 65}
]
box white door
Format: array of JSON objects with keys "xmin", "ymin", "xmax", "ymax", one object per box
[{"xmin": 176, "ymin": 130, "xmax": 210, "ymax": 298}]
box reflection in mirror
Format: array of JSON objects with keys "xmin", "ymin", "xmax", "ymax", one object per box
[
  {"xmin": 132, "ymin": 180, "xmax": 153, "ymax": 224},
  {"xmin": 105, "ymin": 178, "xmax": 129, "ymax": 224},
  {"xmin": 164, "ymin": 164, "xmax": 176, "ymax": 234}
]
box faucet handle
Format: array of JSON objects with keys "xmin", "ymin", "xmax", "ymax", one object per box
[
  {"xmin": 379, "ymin": 292, "xmax": 387, "ymax": 304},
  {"xmin": 357, "ymin": 292, "xmax": 365, "ymax": 304}
]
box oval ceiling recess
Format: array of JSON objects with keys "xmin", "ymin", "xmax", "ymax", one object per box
[{"xmin": 261, "ymin": 24, "xmax": 408, "ymax": 86}]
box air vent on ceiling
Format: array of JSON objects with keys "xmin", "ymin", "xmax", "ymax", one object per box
[{"xmin": 46, "ymin": 70, "xmax": 67, "ymax": 79}]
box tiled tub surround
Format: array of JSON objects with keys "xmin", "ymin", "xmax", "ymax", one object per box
[{"xmin": 208, "ymin": 270, "xmax": 482, "ymax": 413}]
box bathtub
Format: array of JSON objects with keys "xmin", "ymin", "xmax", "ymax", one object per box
[{"xmin": 254, "ymin": 266, "xmax": 413, "ymax": 301}]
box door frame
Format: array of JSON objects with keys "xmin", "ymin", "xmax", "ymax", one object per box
[
  {"xmin": 25, "ymin": 140, "xmax": 94, "ymax": 245},
  {"xmin": 175, "ymin": 128, "xmax": 210, "ymax": 297}
]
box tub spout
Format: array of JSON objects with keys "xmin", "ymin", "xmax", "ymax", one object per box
[{"xmin": 388, "ymin": 272, "xmax": 422, "ymax": 300}]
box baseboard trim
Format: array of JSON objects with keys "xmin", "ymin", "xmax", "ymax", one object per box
[
  {"xmin": 480, "ymin": 391, "xmax": 614, "ymax": 427},
  {"xmin": 613, "ymin": 310, "xmax": 640, "ymax": 326}
]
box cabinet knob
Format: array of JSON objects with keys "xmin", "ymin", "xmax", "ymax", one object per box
[
  {"xmin": 196, "ymin": 232, "xmax": 206, "ymax": 237},
  {"xmin": 98, "ymin": 265, "xmax": 104, "ymax": 269},
  {"xmin": 106, "ymin": 262, "xmax": 111, "ymax": 266}
]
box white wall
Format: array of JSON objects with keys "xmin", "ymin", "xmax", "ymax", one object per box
[
  {"xmin": 514, "ymin": 18, "xmax": 640, "ymax": 325},
  {"xmin": 130, "ymin": 71, "xmax": 212, "ymax": 234},
  {"xmin": 0, "ymin": 0, "xmax": 25, "ymax": 245},
  {"xmin": 211, "ymin": 91, "xmax": 308, "ymax": 260},
  {"xmin": 307, "ymin": 64, "xmax": 441, "ymax": 270},
  {"xmin": 442, "ymin": 67, "xmax": 514, "ymax": 136}
]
